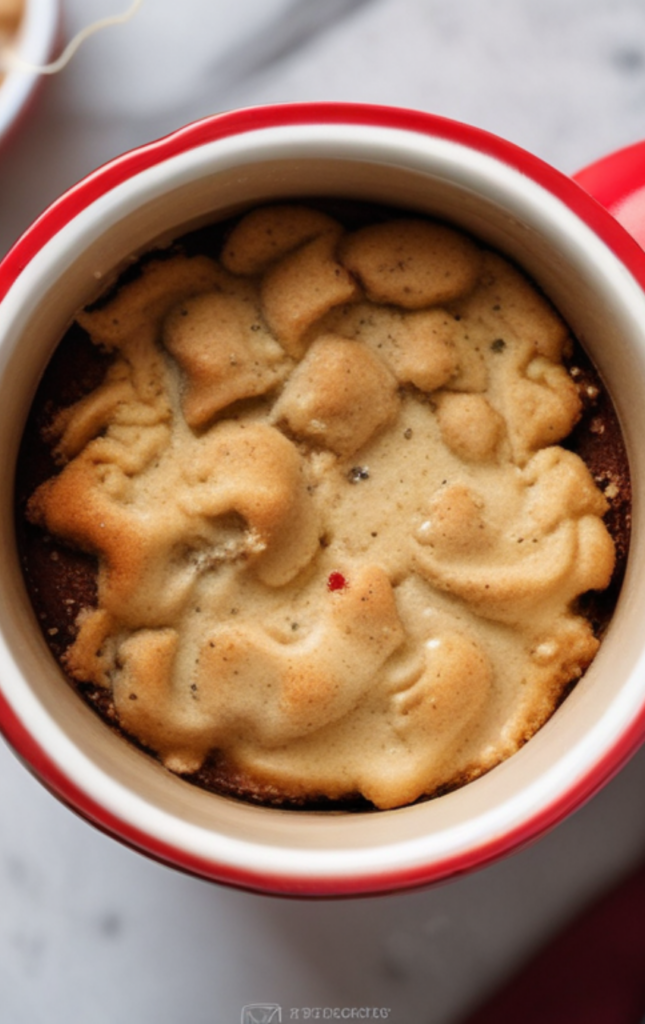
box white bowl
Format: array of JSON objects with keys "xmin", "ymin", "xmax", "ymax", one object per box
[
  {"xmin": 2, "ymin": 104, "xmax": 645, "ymax": 897},
  {"xmin": 0, "ymin": 0, "xmax": 59, "ymax": 150}
]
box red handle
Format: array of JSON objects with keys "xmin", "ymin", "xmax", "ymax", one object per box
[{"xmin": 574, "ymin": 140, "xmax": 645, "ymax": 250}]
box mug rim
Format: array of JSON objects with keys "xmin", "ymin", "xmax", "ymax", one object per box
[
  {"xmin": 4, "ymin": 101, "xmax": 645, "ymax": 298},
  {"xmin": 3, "ymin": 102, "xmax": 645, "ymax": 897}
]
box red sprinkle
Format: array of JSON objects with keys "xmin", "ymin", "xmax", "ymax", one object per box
[{"xmin": 327, "ymin": 571, "xmax": 348, "ymax": 592}]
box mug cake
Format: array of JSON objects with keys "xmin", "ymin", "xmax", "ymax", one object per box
[{"xmin": 16, "ymin": 201, "xmax": 627, "ymax": 811}]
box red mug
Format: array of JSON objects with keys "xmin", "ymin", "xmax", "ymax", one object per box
[{"xmin": 1, "ymin": 103, "xmax": 645, "ymax": 897}]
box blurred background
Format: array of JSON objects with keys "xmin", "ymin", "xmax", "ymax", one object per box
[{"xmin": 3, "ymin": 1, "xmax": 645, "ymax": 1021}]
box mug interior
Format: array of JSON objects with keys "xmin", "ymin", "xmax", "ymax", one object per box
[{"xmin": 2, "ymin": 112, "xmax": 645, "ymax": 895}]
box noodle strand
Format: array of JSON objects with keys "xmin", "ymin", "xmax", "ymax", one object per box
[{"xmin": 1, "ymin": 0, "xmax": 144, "ymax": 75}]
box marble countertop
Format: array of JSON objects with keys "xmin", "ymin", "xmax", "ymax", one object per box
[{"xmin": 3, "ymin": 2, "xmax": 645, "ymax": 1021}]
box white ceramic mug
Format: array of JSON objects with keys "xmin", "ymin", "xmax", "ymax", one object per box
[{"xmin": 2, "ymin": 103, "xmax": 645, "ymax": 897}]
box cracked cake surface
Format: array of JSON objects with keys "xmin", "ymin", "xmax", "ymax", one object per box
[{"xmin": 18, "ymin": 203, "xmax": 623, "ymax": 810}]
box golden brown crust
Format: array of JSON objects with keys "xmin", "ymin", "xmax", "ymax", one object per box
[
  {"xmin": 163, "ymin": 291, "xmax": 289, "ymax": 429},
  {"xmin": 261, "ymin": 230, "xmax": 360, "ymax": 356},
  {"xmin": 271, "ymin": 335, "xmax": 399, "ymax": 455},
  {"xmin": 338, "ymin": 219, "xmax": 482, "ymax": 308},
  {"xmin": 24, "ymin": 205, "xmax": 618, "ymax": 810}
]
